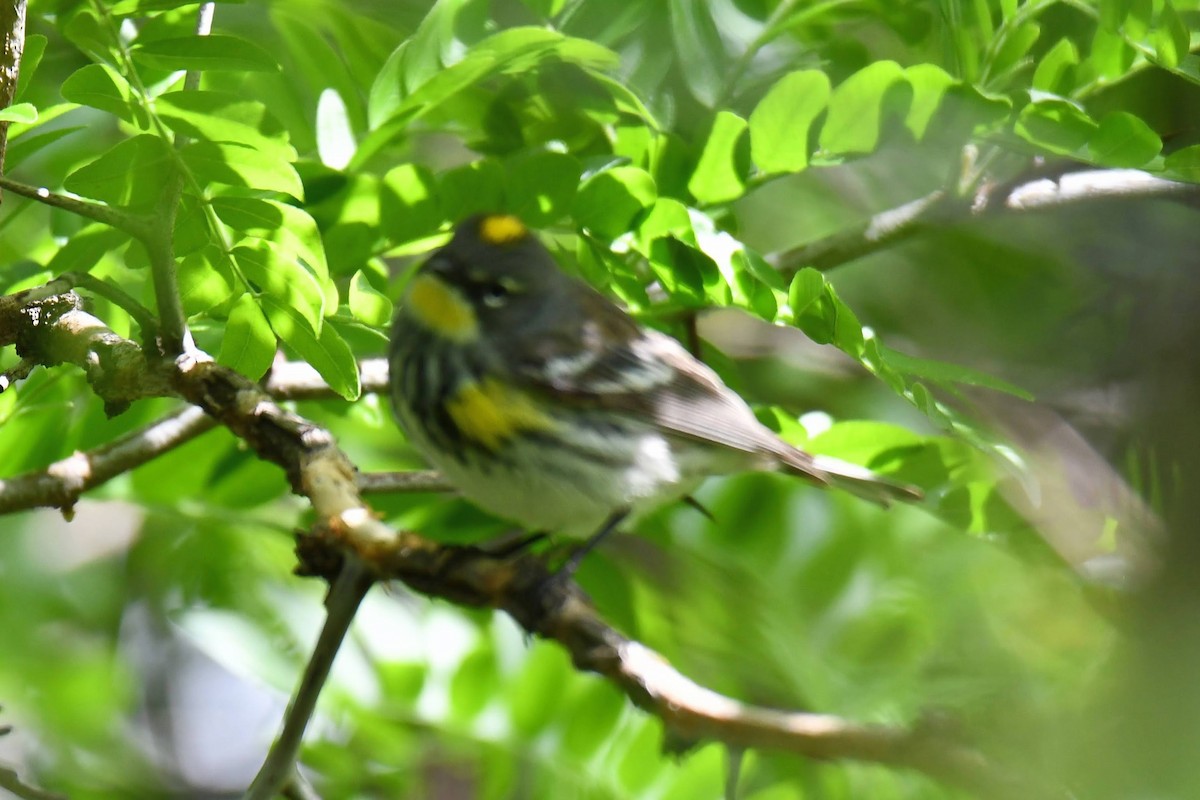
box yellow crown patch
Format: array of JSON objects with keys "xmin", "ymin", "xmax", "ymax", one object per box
[
  {"xmin": 478, "ymin": 214, "xmax": 528, "ymax": 245},
  {"xmin": 405, "ymin": 274, "xmax": 478, "ymax": 342}
]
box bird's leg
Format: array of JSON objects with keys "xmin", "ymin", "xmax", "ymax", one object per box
[
  {"xmin": 476, "ymin": 529, "xmax": 548, "ymax": 558},
  {"xmin": 556, "ymin": 508, "xmax": 629, "ymax": 580}
]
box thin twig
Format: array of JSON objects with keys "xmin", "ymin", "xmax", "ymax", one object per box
[
  {"xmin": 243, "ymin": 558, "xmax": 374, "ymax": 800},
  {"xmin": 140, "ymin": 0, "xmax": 214, "ymax": 356},
  {"xmin": 0, "ymin": 405, "xmax": 214, "ymax": 514},
  {"xmin": 264, "ymin": 357, "xmax": 389, "ymax": 399},
  {"xmin": 770, "ymin": 168, "xmax": 1200, "ymax": 276},
  {"xmin": 60, "ymin": 271, "xmax": 158, "ymax": 340},
  {"xmin": 0, "ymin": 356, "xmax": 33, "ymax": 391},
  {"xmin": 0, "ymin": 765, "xmax": 67, "ymax": 800},
  {"xmin": 355, "ymin": 470, "xmax": 452, "ymax": 494},
  {"xmin": 0, "ymin": 175, "xmax": 153, "ymax": 236}
]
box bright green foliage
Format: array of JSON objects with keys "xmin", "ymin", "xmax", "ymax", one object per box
[{"xmin": 1, "ymin": 0, "xmax": 1193, "ymax": 797}]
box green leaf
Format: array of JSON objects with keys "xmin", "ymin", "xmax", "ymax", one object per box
[
  {"xmin": 156, "ymin": 91, "xmax": 296, "ymax": 162},
  {"xmin": 131, "ymin": 35, "xmax": 280, "ymax": 72},
  {"xmin": 1164, "ymin": 144, "xmax": 1200, "ymax": 182},
  {"xmin": 1087, "ymin": 111, "xmax": 1161, "ymax": 168},
  {"xmin": 60, "ymin": 64, "xmax": 144, "ymax": 126},
  {"xmin": 787, "ymin": 267, "xmax": 825, "ymax": 315},
  {"xmin": 14, "ymin": 34, "xmax": 47, "ymax": 101},
  {"xmin": 380, "ymin": 163, "xmax": 444, "ymax": 245},
  {"xmin": 1150, "ymin": 0, "xmax": 1190, "ymax": 69},
  {"xmin": 1014, "ymin": 100, "xmax": 1097, "ymax": 155},
  {"xmin": 504, "ymin": 150, "xmax": 581, "ymax": 227},
  {"xmin": 63, "ymin": 134, "xmax": 174, "ymax": 207},
  {"xmin": 635, "ymin": 198, "xmax": 694, "ymax": 251},
  {"xmin": 180, "ymin": 141, "xmax": 304, "ymax": 198},
  {"xmin": 688, "ymin": 110, "xmax": 748, "ymax": 205},
  {"xmin": 749, "ymin": 70, "xmax": 830, "ymax": 175},
  {"xmin": 879, "ymin": 346, "xmax": 1034, "ymax": 400},
  {"xmin": 0, "ymin": 103, "xmax": 36, "ymax": 124},
  {"xmin": 437, "ymin": 159, "xmax": 505, "ymax": 222},
  {"xmin": 178, "ymin": 246, "xmax": 238, "ymax": 316},
  {"xmin": 560, "ymin": 681, "xmax": 625, "ymax": 759},
  {"xmin": 368, "ymin": 0, "xmax": 468, "ymax": 124},
  {"xmin": 1032, "ymin": 38, "xmax": 1079, "ymax": 94},
  {"xmin": 668, "ymin": 0, "xmax": 727, "ymax": 107},
  {"xmin": 904, "ymin": 63, "xmax": 957, "ymax": 140},
  {"xmin": 63, "ymin": 9, "xmax": 114, "ymax": 65},
  {"xmin": 45, "ymin": 225, "xmax": 131, "ymax": 274},
  {"xmin": 1089, "ymin": 25, "xmax": 1135, "ymax": 80},
  {"xmin": 448, "ymin": 646, "xmax": 500, "ymax": 723},
  {"xmin": 5, "ymin": 125, "xmax": 87, "ymax": 168},
  {"xmin": 990, "ymin": 22, "xmax": 1040, "ymax": 81},
  {"xmin": 573, "ymin": 165, "xmax": 657, "ymax": 239},
  {"xmin": 218, "ymin": 293, "xmax": 277, "ymax": 380},
  {"xmin": 212, "ymin": 197, "xmax": 334, "ymax": 311},
  {"xmin": 233, "ymin": 242, "xmax": 326, "ymax": 334},
  {"xmin": 360, "ymin": 25, "xmax": 619, "ymax": 166},
  {"xmin": 348, "ymin": 271, "xmax": 393, "ymax": 327},
  {"xmin": 260, "ymin": 297, "xmax": 360, "ymax": 400},
  {"xmin": 819, "ymin": 60, "xmax": 907, "ymax": 155}
]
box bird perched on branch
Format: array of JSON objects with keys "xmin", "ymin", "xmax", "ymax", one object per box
[{"xmin": 388, "ymin": 214, "xmax": 920, "ymax": 546}]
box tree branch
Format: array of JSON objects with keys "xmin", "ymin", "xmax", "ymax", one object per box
[
  {"xmin": 0, "ymin": 174, "xmax": 154, "ymax": 237},
  {"xmin": 356, "ymin": 469, "xmax": 452, "ymax": 494},
  {"xmin": 0, "ymin": 287, "xmax": 172, "ymax": 414},
  {"xmin": 303, "ymin": 526, "xmax": 1061, "ymax": 800},
  {"xmin": 243, "ymin": 557, "xmax": 373, "ymax": 800},
  {"xmin": 0, "ymin": 0, "xmax": 27, "ymax": 187},
  {"xmin": 0, "ymin": 404, "xmax": 214, "ymax": 515},
  {"xmin": 769, "ymin": 168, "xmax": 1200, "ymax": 276},
  {"xmin": 0, "ymin": 765, "xmax": 66, "ymax": 800}
]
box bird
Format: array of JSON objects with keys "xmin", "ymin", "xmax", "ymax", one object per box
[{"xmin": 388, "ymin": 213, "xmax": 921, "ymax": 545}]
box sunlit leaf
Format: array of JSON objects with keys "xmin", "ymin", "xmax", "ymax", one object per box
[
  {"xmin": 1087, "ymin": 111, "xmax": 1161, "ymax": 168},
  {"xmin": 180, "ymin": 141, "xmax": 304, "ymax": 198},
  {"xmin": 348, "ymin": 271, "xmax": 393, "ymax": 327},
  {"xmin": 573, "ymin": 165, "xmax": 656, "ymax": 238},
  {"xmin": 157, "ymin": 90, "xmax": 297, "ymax": 162},
  {"xmin": 688, "ymin": 110, "xmax": 748, "ymax": 205},
  {"xmin": 819, "ymin": 60, "xmax": 907, "ymax": 155},
  {"xmin": 218, "ymin": 292, "xmax": 277, "ymax": 380},
  {"xmin": 62, "ymin": 134, "xmax": 173, "ymax": 207},
  {"xmin": 260, "ymin": 298, "xmax": 361, "ymax": 399},
  {"xmin": 748, "ymin": 70, "xmax": 830, "ymax": 175},
  {"xmin": 131, "ymin": 35, "xmax": 279, "ymax": 72}
]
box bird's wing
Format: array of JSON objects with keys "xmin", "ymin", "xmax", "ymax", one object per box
[
  {"xmin": 512, "ymin": 295, "xmax": 921, "ymax": 505},
  {"xmin": 512, "ymin": 298, "xmax": 798, "ymax": 464}
]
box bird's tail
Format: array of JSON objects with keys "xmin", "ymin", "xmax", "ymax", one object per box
[{"xmin": 778, "ymin": 450, "xmax": 923, "ymax": 507}]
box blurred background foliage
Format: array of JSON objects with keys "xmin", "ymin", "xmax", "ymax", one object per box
[{"xmin": 2, "ymin": 0, "xmax": 1199, "ymax": 797}]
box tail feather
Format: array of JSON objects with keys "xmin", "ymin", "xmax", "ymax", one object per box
[{"xmin": 781, "ymin": 451, "xmax": 923, "ymax": 507}]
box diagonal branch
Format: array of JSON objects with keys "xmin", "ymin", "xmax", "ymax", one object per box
[
  {"xmin": 305, "ymin": 526, "xmax": 1062, "ymax": 800},
  {"xmin": 769, "ymin": 168, "xmax": 1200, "ymax": 276},
  {"xmin": 0, "ymin": 404, "xmax": 214, "ymax": 515},
  {"xmin": 0, "ymin": 174, "xmax": 155, "ymax": 236}
]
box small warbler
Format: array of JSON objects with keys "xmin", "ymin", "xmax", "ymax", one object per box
[{"xmin": 388, "ymin": 214, "xmax": 920, "ymax": 541}]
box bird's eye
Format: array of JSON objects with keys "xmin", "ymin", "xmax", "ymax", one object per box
[{"xmin": 481, "ymin": 281, "xmax": 511, "ymax": 308}]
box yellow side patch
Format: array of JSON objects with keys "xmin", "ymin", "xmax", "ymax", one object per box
[
  {"xmin": 406, "ymin": 273, "xmax": 477, "ymax": 342},
  {"xmin": 446, "ymin": 377, "xmax": 557, "ymax": 450},
  {"xmin": 479, "ymin": 214, "xmax": 528, "ymax": 245}
]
